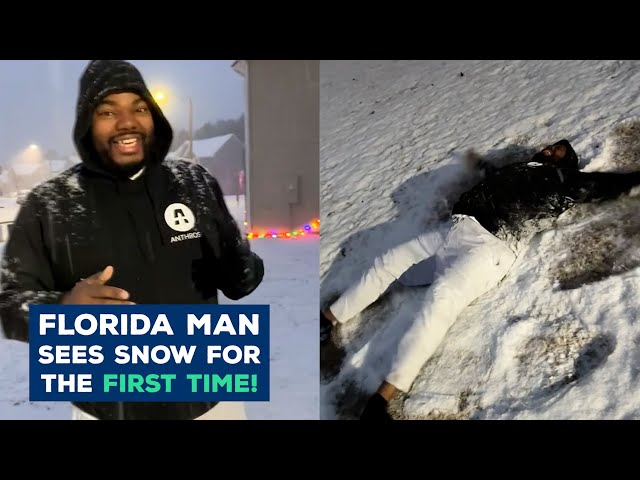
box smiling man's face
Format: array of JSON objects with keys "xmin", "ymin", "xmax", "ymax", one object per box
[{"xmin": 91, "ymin": 92, "xmax": 154, "ymax": 170}]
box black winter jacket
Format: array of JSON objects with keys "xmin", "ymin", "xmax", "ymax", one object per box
[
  {"xmin": 452, "ymin": 140, "xmax": 640, "ymax": 248},
  {"xmin": 0, "ymin": 60, "xmax": 264, "ymax": 420}
]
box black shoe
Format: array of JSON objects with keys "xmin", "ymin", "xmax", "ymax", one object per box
[
  {"xmin": 320, "ymin": 311, "xmax": 333, "ymax": 343},
  {"xmin": 360, "ymin": 393, "xmax": 393, "ymax": 421}
]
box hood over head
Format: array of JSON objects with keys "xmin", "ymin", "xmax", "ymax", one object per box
[
  {"xmin": 531, "ymin": 139, "xmax": 580, "ymax": 169},
  {"xmin": 72, "ymin": 60, "xmax": 173, "ymax": 176}
]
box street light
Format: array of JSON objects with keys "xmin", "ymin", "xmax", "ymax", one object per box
[
  {"xmin": 152, "ymin": 89, "xmax": 194, "ymax": 160},
  {"xmin": 27, "ymin": 144, "xmax": 54, "ymax": 175},
  {"xmin": 11, "ymin": 144, "xmax": 45, "ymax": 197},
  {"xmin": 29, "ymin": 143, "xmax": 51, "ymax": 173}
]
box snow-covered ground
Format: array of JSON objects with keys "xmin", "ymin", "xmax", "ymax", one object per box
[
  {"xmin": 320, "ymin": 60, "xmax": 640, "ymax": 420},
  {"xmin": 0, "ymin": 194, "xmax": 319, "ymax": 420}
]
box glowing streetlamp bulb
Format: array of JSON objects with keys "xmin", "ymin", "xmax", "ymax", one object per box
[
  {"xmin": 153, "ymin": 90, "xmax": 166, "ymax": 103},
  {"xmin": 28, "ymin": 144, "xmax": 38, "ymax": 150}
]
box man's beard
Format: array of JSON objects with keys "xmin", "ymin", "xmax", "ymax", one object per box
[{"xmin": 98, "ymin": 141, "xmax": 154, "ymax": 179}]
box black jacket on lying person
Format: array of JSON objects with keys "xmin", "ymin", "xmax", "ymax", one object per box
[
  {"xmin": 452, "ymin": 139, "xmax": 640, "ymax": 246},
  {"xmin": 0, "ymin": 60, "xmax": 264, "ymax": 420}
]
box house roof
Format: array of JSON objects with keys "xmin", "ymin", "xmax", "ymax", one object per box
[
  {"xmin": 172, "ymin": 133, "xmax": 242, "ymax": 159},
  {"xmin": 11, "ymin": 162, "xmax": 43, "ymax": 176},
  {"xmin": 231, "ymin": 60, "xmax": 247, "ymax": 77}
]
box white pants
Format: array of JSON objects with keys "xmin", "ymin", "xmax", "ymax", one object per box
[
  {"xmin": 329, "ymin": 216, "xmax": 517, "ymax": 392},
  {"xmin": 71, "ymin": 402, "xmax": 247, "ymax": 420}
]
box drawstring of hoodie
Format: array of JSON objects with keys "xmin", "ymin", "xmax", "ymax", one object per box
[
  {"xmin": 112, "ymin": 175, "xmax": 157, "ymax": 264},
  {"xmin": 143, "ymin": 173, "xmax": 168, "ymax": 248}
]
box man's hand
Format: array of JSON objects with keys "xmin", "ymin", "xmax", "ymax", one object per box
[{"xmin": 61, "ymin": 266, "xmax": 134, "ymax": 305}]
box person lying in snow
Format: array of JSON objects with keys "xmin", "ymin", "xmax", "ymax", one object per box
[{"xmin": 320, "ymin": 139, "xmax": 640, "ymax": 420}]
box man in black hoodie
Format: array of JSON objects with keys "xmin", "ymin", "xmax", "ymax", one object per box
[
  {"xmin": 0, "ymin": 60, "xmax": 264, "ymax": 420},
  {"xmin": 321, "ymin": 139, "xmax": 640, "ymax": 420}
]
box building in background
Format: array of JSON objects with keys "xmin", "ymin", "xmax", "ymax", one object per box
[
  {"xmin": 231, "ymin": 60, "xmax": 319, "ymax": 236},
  {"xmin": 172, "ymin": 133, "xmax": 245, "ymax": 196},
  {"xmin": 0, "ymin": 154, "xmax": 79, "ymax": 198}
]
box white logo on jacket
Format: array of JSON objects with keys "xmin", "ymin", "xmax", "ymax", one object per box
[
  {"xmin": 164, "ymin": 203, "xmax": 196, "ymax": 232},
  {"xmin": 164, "ymin": 203, "xmax": 202, "ymax": 243}
]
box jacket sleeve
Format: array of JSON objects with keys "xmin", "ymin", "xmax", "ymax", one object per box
[
  {"xmin": 0, "ymin": 195, "xmax": 64, "ymax": 342},
  {"xmin": 476, "ymin": 159, "xmax": 500, "ymax": 177},
  {"xmin": 568, "ymin": 170, "xmax": 640, "ymax": 203},
  {"xmin": 198, "ymin": 166, "xmax": 264, "ymax": 300}
]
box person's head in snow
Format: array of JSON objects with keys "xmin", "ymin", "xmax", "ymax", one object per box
[
  {"xmin": 74, "ymin": 60, "xmax": 172, "ymax": 179},
  {"xmin": 0, "ymin": 60, "xmax": 264, "ymax": 421},
  {"xmin": 320, "ymin": 138, "xmax": 640, "ymax": 421},
  {"xmin": 531, "ymin": 139, "xmax": 579, "ymax": 168}
]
